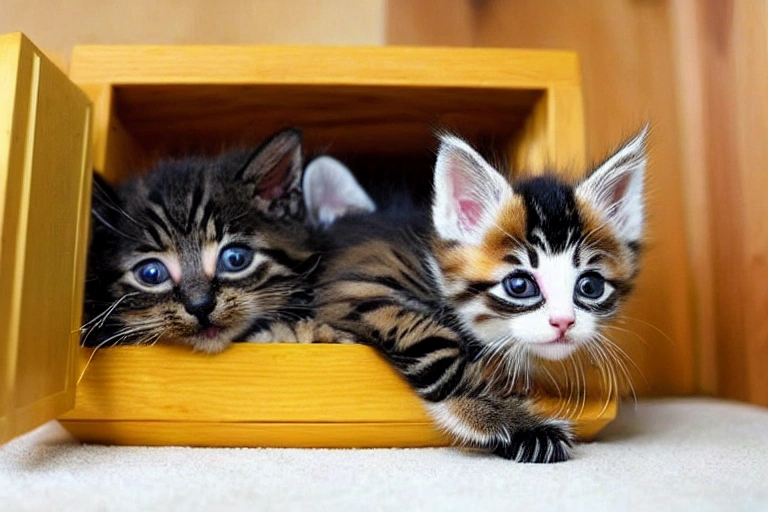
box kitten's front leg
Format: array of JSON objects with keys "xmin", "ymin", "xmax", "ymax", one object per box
[
  {"xmin": 323, "ymin": 301, "xmax": 574, "ymax": 462},
  {"xmin": 428, "ymin": 372, "xmax": 574, "ymax": 462}
]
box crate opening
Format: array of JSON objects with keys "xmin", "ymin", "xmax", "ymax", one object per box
[{"xmin": 101, "ymin": 83, "xmax": 542, "ymax": 187}]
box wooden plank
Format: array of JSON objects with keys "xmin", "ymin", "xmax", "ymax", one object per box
[
  {"xmin": 0, "ymin": 32, "xmax": 92, "ymax": 444},
  {"xmin": 682, "ymin": 0, "xmax": 768, "ymax": 405},
  {"xmin": 733, "ymin": 1, "xmax": 768, "ymax": 406},
  {"xmin": 60, "ymin": 345, "xmax": 435, "ymax": 423},
  {"xmin": 0, "ymin": 0, "xmax": 390, "ymax": 69},
  {"xmin": 59, "ymin": 345, "xmax": 616, "ymax": 446},
  {"xmin": 59, "ymin": 402, "xmax": 614, "ymax": 448},
  {"xmin": 69, "ymin": 46, "xmax": 582, "ymax": 88},
  {"xmin": 669, "ymin": 0, "xmax": 719, "ymax": 396},
  {"xmin": 59, "ymin": 421, "xmax": 450, "ymax": 449}
]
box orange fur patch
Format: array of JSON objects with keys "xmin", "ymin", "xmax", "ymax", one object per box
[{"xmin": 438, "ymin": 194, "xmax": 527, "ymax": 282}]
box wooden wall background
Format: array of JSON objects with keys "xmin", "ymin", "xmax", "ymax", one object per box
[{"xmin": 2, "ymin": 0, "xmax": 766, "ymax": 405}]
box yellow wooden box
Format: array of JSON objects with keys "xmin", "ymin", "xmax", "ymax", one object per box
[{"xmin": 0, "ymin": 32, "xmax": 617, "ymax": 449}]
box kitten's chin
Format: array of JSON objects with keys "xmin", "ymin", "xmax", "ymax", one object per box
[
  {"xmin": 186, "ymin": 332, "xmax": 232, "ymax": 354},
  {"xmin": 527, "ymin": 341, "xmax": 579, "ymax": 361}
]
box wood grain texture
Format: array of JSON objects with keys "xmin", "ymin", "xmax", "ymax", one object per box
[
  {"xmin": 59, "ymin": 421, "xmax": 450, "ymax": 449},
  {"xmin": 679, "ymin": 0, "xmax": 768, "ymax": 406},
  {"xmin": 69, "ymin": 45, "xmax": 582, "ymax": 87},
  {"xmin": 669, "ymin": 0, "xmax": 719, "ymax": 397},
  {"xmin": 0, "ymin": 33, "xmax": 91, "ymax": 444},
  {"xmin": 58, "ymin": 345, "xmax": 616, "ymax": 446},
  {"xmin": 0, "ymin": 0, "xmax": 389, "ymax": 67},
  {"xmin": 386, "ymin": 0, "xmax": 474, "ymax": 47}
]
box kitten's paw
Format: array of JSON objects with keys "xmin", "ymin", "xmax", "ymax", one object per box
[{"xmin": 493, "ymin": 419, "xmax": 574, "ymax": 463}]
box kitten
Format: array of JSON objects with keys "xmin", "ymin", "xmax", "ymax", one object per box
[
  {"xmin": 305, "ymin": 128, "xmax": 647, "ymax": 462},
  {"xmin": 82, "ymin": 128, "xmax": 321, "ymax": 353}
]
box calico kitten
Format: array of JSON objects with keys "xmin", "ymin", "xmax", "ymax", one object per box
[
  {"xmin": 83, "ymin": 128, "xmax": 321, "ymax": 353},
  {"xmin": 305, "ymin": 128, "xmax": 647, "ymax": 462}
]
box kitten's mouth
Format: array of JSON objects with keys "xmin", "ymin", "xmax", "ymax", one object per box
[
  {"xmin": 199, "ymin": 326, "xmax": 224, "ymax": 339},
  {"xmin": 529, "ymin": 337, "xmax": 578, "ymax": 361}
]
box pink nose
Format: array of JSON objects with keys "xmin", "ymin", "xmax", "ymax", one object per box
[{"xmin": 550, "ymin": 316, "xmax": 575, "ymax": 333}]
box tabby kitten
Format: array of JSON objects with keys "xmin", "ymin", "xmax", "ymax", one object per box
[
  {"xmin": 83, "ymin": 128, "xmax": 320, "ymax": 353},
  {"xmin": 305, "ymin": 128, "xmax": 647, "ymax": 462}
]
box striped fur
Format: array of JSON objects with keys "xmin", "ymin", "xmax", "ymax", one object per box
[
  {"xmin": 83, "ymin": 128, "xmax": 322, "ymax": 353},
  {"xmin": 307, "ymin": 128, "xmax": 647, "ymax": 462}
]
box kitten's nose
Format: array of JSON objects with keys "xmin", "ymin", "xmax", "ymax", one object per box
[
  {"xmin": 184, "ymin": 295, "xmax": 216, "ymax": 323},
  {"xmin": 549, "ymin": 316, "xmax": 575, "ymax": 334}
]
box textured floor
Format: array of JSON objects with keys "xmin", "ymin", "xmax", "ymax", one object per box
[{"xmin": 1, "ymin": 398, "xmax": 767, "ymax": 512}]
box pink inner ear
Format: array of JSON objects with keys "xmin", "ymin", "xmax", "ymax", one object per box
[
  {"xmin": 257, "ymin": 154, "xmax": 292, "ymax": 200},
  {"xmin": 458, "ymin": 198, "xmax": 483, "ymax": 229},
  {"xmin": 609, "ymin": 173, "xmax": 631, "ymax": 205},
  {"xmin": 259, "ymin": 184, "xmax": 285, "ymax": 200}
]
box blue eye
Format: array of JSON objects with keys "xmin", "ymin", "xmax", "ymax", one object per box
[
  {"xmin": 134, "ymin": 259, "xmax": 170, "ymax": 286},
  {"xmin": 502, "ymin": 273, "xmax": 540, "ymax": 299},
  {"xmin": 218, "ymin": 245, "xmax": 254, "ymax": 273},
  {"xmin": 576, "ymin": 273, "xmax": 605, "ymax": 299}
]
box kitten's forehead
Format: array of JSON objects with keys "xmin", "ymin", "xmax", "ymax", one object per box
[
  {"xmin": 513, "ymin": 175, "xmax": 583, "ymax": 254},
  {"xmin": 116, "ymin": 162, "xmax": 256, "ymax": 250}
]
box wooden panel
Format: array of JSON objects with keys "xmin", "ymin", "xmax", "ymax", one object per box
[
  {"xmin": 69, "ymin": 45, "xmax": 582, "ymax": 88},
  {"xmin": 674, "ymin": 0, "xmax": 768, "ymax": 406},
  {"xmin": 0, "ymin": 33, "xmax": 92, "ymax": 444},
  {"xmin": 61, "ymin": 345, "xmax": 433, "ymax": 423},
  {"xmin": 59, "ymin": 421, "xmax": 450, "ymax": 449},
  {"xmin": 464, "ymin": 0, "xmax": 697, "ymax": 397},
  {"xmin": 669, "ymin": 0, "xmax": 719, "ymax": 396},
  {"xmin": 60, "ymin": 408, "xmax": 614, "ymax": 448},
  {"xmin": 509, "ymin": 87, "xmax": 587, "ymax": 175},
  {"xmin": 0, "ymin": 0, "xmax": 389, "ymax": 68},
  {"xmin": 59, "ymin": 344, "xmax": 616, "ymax": 446},
  {"xmin": 386, "ymin": 0, "xmax": 474, "ymax": 47}
]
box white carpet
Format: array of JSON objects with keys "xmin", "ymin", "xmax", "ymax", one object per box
[{"xmin": 1, "ymin": 398, "xmax": 767, "ymax": 512}]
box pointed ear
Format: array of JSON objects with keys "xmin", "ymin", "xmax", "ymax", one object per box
[
  {"xmin": 302, "ymin": 156, "xmax": 376, "ymax": 228},
  {"xmin": 576, "ymin": 125, "xmax": 648, "ymax": 243},
  {"xmin": 432, "ymin": 134, "xmax": 513, "ymax": 245},
  {"xmin": 238, "ymin": 128, "xmax": 303, "ymax": 201}
]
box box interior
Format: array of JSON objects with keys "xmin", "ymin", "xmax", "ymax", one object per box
[{"xmin": 102, "ymin": 84, "xmax": 542, "ymax": 194}]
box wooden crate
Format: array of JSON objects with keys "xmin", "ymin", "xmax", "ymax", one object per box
[{"xmin": 0, "ymin": 32, "xmax": 615, "ymax": 448}]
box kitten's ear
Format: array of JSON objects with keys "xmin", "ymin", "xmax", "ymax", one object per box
[
  {"xmin": 238, "ymin": 128, "xmax": 303, "ymax": 201},
  {"xmin": 432, "ymin": 134, "xmax": 513, "ymax": 245},
  {"xmin": 302, "ymin": 156, "xmax": 376, "ymax": 228},
  {"xmin": 576, "ymin": 125, "xmax": 648, "ymax": 243}
]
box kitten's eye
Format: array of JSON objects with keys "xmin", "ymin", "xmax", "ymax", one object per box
[
  {"xmin": 576, "ymin": 273, "xmax": 605, "ymax": 299},
  {"xmin": 134, "ymin": 260, "xmax": 170, "ymax": 286},
  {"xmin": 218, "ymin": 245, "xmax": 254, "ymax": 273},
  {"xmin": 502, "ymin": 273, "xmax": 540, "ymax": 299}
]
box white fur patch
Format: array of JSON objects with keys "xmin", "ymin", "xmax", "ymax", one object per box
[
  {"xmin": 302, "ymin": 156, "xmax": 376, "ymax": 228},
  {"xmin": 426, "ymin": 402, "xmax": 494, "ymax": 445},
  {"xmin": 201, "ymin": 243, "xmax": 218, "ymax": 278}
]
